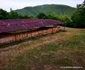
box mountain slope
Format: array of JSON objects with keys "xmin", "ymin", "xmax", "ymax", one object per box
[{"xmin": 15, "ymin": 4, "xmax": 76, "ymax": 16}]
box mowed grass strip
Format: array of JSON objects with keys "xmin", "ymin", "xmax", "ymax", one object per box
[{"xmin": 1, "ymin": 32, "xmax": 85, "ymax": 70}]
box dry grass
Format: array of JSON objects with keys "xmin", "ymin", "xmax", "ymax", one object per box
[{"xmin": 0, "ymin": 27, "xmax": 85, "ymax": 70}]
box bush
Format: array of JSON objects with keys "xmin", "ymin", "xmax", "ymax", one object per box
[{"xmin": 59, "ymin": 15, "xmax": 72, "ymax": 27}]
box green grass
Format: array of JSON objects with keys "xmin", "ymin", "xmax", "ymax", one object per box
[
  {"xmin": 61, "ymin": 33, "xmax": 85, "ymax": 48},
  {"xmin": 1, "ymin": 29, "xmax": 85, "ymax": 70}
]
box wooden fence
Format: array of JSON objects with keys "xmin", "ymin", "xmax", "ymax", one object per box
[{"xmin": 0, "ymin": 27, "xmax": 62, "ymax": 44}]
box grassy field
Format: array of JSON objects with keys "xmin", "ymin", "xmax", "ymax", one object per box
[{"xmin": 0, "ymin": 27, "xmax": 85, "ymax": 70}]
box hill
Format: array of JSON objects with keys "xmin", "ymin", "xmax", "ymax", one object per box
[{"xmin": 15, "ymin": 4, "xmax": 76, "ymax": 17}]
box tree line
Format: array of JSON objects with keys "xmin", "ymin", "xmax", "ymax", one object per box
[
  {"xmin": 0, "ymin": 0, "xmax": 85, "ymax": 28},
  {"xmin": 0, "ymin": 8, "xmax": 34, "ymax": 19}
]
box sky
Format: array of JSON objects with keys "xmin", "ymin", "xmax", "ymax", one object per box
[{"xmin": 0, "ymin": 0, "xmax": 84, "ymax": 12}]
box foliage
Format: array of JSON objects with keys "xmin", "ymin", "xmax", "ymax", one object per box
[
  {"xmin": 0, "ymin": 8, "xmax": 35, "ymax": 19},
  {"xmin": 9, "ymin": 9, "xmax": 19, "ymax": 19},
  {"xmin": 28, "ymin": 14, "xmax": 34, "ymax": 18},
  {"xmin": 71, "ymin": 0, "xmax": 85, "ymax": 28},
  {"xmin": 48, "ymin": 13, "xmax": 60, "ymax": 20},
  {"xmin": 59, "ymin": 15, "xmax": 72, "ymax": 27},
  {"xmin": 0, "ymin": 9, "xmax": 9, "ymax": 19},
  {"xmin": 37, "ymin": 12, "xmax": 48, "ymax": 19}
]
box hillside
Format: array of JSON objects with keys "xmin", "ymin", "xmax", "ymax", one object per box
[
  {"xmin": 0, "ymin": 27, "xmax": 85, "ymax": 70},
  {"xmin": 15, "ymin": 4, "xmax": 76, "ymax": 17}
]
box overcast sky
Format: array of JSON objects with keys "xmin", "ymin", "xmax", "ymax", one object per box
[{"xmin": 0, "ymin": 0, "xmax": 84, "ymax": 12}]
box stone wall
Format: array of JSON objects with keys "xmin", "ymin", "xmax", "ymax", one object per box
[{"xmin": 0, "ymin": 27, "xmax": 62, "ymax": 44}]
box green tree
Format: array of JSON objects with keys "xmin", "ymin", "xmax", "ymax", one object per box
[
  {"xmin": 19, "ymin": 15, "xmax": 29, "ymax": 18},
  {"xmin": 28, "ymin": 14, "xmax": 34, "ymax": 18},
  {"xmin": 37, "ymin": 12, "xmax": 48, "ymax": 19},
  {"xmin": 9, "ymin": 8, "xmax": 19, "ymax": 19},
  {"xmin": 71, "ymin": 0, "xmax": 85, "ymax": 28},
  {"xmin": 59, "ymin": 15, "xmax": 72, "ymax": 27},
  {"xmin": 48, "ymin": 13, "xmax": 60, "ymax": 20},
  {"xmin": 0, "ymin": 9, "xmax": 9, "ymax": 19}
]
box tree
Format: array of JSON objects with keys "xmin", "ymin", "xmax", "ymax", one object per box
[
  {"xmin": 9, "ymin": 8, "xmax": 19, "ymax": 19},
  {"xmin": 0, "ymin": 9, "xmax": 9, "ymax": 19},
  {"xmin": 59, "ymin": 15, "xmax": 72, "ymax": 27},
  {"xmin": 37, "ymin": 12, "xmax": 48, "ymax": 19},
  {"xmin": 71, "ymin": 0, "xmax": 85, "ymax": 28},
  {"xmin": 48, "ymin": 13, "xmax": 60, "ymax": 20},
  {"xmin": 28, "ymin": 14, "xmax": 34, "ymax": 18}
]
